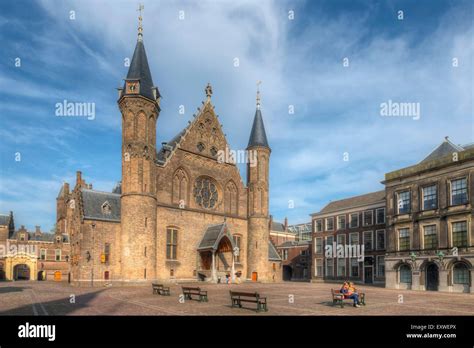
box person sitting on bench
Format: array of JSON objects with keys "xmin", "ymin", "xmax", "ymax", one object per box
[{"xmin": 341, "ymin": 281, "xmax": 360, "ymax": 308}]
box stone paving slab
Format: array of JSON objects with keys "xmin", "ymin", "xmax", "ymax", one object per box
[{"xmin": 0, "ymin": 281, "xmax": 472, "ymax": 316}]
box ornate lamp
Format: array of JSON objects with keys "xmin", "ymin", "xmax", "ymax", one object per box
[{"xmin": 436, "ymin": 250, "xmax": 445, "ymax": 262}]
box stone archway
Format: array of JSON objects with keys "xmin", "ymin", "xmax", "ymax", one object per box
[
  {"xmin": 4, "ymin": 253, "xmax": 38, "ymax": 281},
  {"xmin": 13, "ymin": 264, "xmax": 30, "ymax": 280}
]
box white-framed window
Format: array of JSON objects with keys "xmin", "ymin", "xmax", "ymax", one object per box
[
  {"xmin": 40, "ymin": 249, "xmax": 46, "ymax": 261},
  {"xmin": 315, "ymin": 258, "xmax": 323, "ymax": 277},
  {"xmin": 55, "ymin": 249, "xmax": 61, "ymax": 261},
  {"xmin": 326, "ymin": 217, "xmax": 334, "ymax": 231},
  {"xmin": 363, "ymin": 231, "xmax": 373, "ymax": 251},
  {"xmin": 350, "ymin": 213, "xmax": 359, "ymax": 228},
  {"xmin": 363, "ymin": 210, "xmax": 373, "ymax": 226},
  {"xmin": 397, "ymin": 191, "xmax": 411, "ymax": 214},
  {"xmin": 337, "ymin": 215, "xmax": 346, "ymax": 230},
  {"xmin": 336, "ymin": 234, "xmax": 346, "ymax": 246},
  {"xmin": 398, "ymin": 228, "xmax": 410, "ymax": 251},
  {"xmin": 337, "ymin": 258, "xmax": 346, "ymax": 277},
  {"xmin": 422, "ymin": 185, "xmax": 438, "ymax": 210},
  {"xmin": 281, "ymin": 249, "xmax": 289, "ymax": 261},
  {"xmin": 325, "ymin": 236, "xmax": 334, "ymax": 257},
  {"xmin": 377, "ymin": 255, "xmax": 385, "ymax": 277},
  {"xmin": 315, "ymin": 237, "xmax": 323, "ymax": 254},
  {"xmin": 376, "ymin": 229, "xmax": 386, "ymax": 250},
  {"xmin": 423, "ymin": 225, "xmax": 437, "ymax": 249},
  {"xmin": 315, "ymin": 219, "xmax": 323, "ymax": 232},
  {"xmin": 450, "ymin": 177, "xmax": 468, "ymax": 205},
  {"xmin": 325, "ymin": 259, "xmax": 334, "ymax": 277},
  {"xmin": 350, "ymin": 258, "xmax": 359, "ymax": 277},
  {"xmin": 349, "ymin": 232, "xmax": 359, "ymax": 245},
  {"xmin": 376, "ymin": 208, "xmax": 385, "ymax": 224}
]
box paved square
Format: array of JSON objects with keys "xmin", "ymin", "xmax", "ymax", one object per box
[{"xmin": 0, "ymin": 281, "xmax": 472, "ymax": 316}]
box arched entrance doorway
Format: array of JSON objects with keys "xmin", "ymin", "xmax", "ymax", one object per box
[
  {"xmin": 283, "ymin": 265, "xmax": 292, "ymax": 281},
  {"xmin": 197, "ymin": 222, "xmax": 238, "ymax": 282},
  {"xmin": 426, "ymin": 263, "xmax": 439, "ymax": 291},
  {"xmin": 13, "ymin": 264, "xmax": 30, "ymax": 280},
  {"xmin": 37, "ymin": 271, "xmax": 45, "ymax": 281}
]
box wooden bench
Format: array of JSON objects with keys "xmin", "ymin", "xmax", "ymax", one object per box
[
  {"xmin": 152, "ymin": 283, "xmax": 170, "ymax": 296},
  {"xmin": 331, "ymin": 289, "xmax": 366, "ymax": 308},
  {"xmin": 230, "ymin": 291, "xmax": 268, "ymax": 312},
  {"xmin": 182, "ymin": 286, "xmax": 208, "ymax": 302}
]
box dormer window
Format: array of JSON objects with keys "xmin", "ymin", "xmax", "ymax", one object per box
[
  {"xmin": 126, "ymin": 81, "xmax": 139, "ymax": 94},
  {"xmin": 102, "ymin": 201, "xmax": 112, "ymax": 216}
]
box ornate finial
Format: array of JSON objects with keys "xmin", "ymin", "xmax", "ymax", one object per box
[
  {"xmin": 137, "ymin": 3, "xmax": 144, "ymax": 42},
  {"xmin": 445, "ymin": 136, "xmax": 449, "ymax": 141},
  {"xmin": 256, "ymin": 80, "xmax": 262, "ymax": 109},
  {"xmin": 205, "ymin": 83, "xmax": 213, "ymax": 101}
]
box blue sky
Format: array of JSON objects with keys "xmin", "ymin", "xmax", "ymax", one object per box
[{"xmin": 0, "ymin": 0, "xmax": 472, "ymax": 231}]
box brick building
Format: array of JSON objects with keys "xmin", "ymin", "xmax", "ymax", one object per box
[
  {"xmin": 277, "ymin": 240, "xmax": 312, "ymax": 281},
  {"xmin": 269, "ymin": 217, "xmax": 297, "ymax": 245},
  {"xmin": 311, "ymin": 191, "xmax": 386, "ymax": 285},
  {"xmin": 60, "ymin": 13, "xmax": 280, "ymax": 286},
  {"xmin": 0, "ymin": 212, "xmax": 70, "ymax": 281},
  {"xmin": 384, "ymin": 138, "xmax": 474, "ymax": 293}
]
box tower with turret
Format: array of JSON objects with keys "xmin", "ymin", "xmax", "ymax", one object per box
[
  {"xmin": 118, "ymin": 8, "xmax": 160, "ymax": 282},
  {"xmin": 246, "ymin": 85, "xmax": 271, "ymax": 281}
]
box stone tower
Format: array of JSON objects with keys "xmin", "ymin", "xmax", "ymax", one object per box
[
  {"xmin": 246, "ymin": 86, "xmax": 271, "ymax": 281},
  {"xmin": 118, "ymin": 11, "xmax": 160, "ymax": 282}
]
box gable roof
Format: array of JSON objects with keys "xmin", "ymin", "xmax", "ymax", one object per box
[
  {"xmin": 197, "ymin": 222, "xmax": 236, "ymax": 251},
  {"xmin": 270, "ymin": 221, "xmax": 287, "ymax": 232},
  {"xmin": 80, "ymin": 189, "xmax": 121, "ymax": 222},
  {"xmin": 313, "ymin": 190, "xmax": 385, "ymax": 216},
  {"xmin": 268, "ymin": 242, "xmax": 281, "ymax": 261},
  {"xmin": 421, "ymin": 137, "xmax": 465, "ymax": 163}
]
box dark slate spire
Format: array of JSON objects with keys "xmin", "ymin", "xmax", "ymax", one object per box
[
  {"xmin": 247, "ymin": 83, "xmax": 270, "ymax": 149},
  {"xmin": 121, "ymin": 5, "xmax": 160, "ymax": 102}
]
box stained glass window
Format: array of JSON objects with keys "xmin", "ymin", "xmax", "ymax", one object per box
[{"xmin": 194, "ymin": 177, "xmax": 218, "ymax": 208}]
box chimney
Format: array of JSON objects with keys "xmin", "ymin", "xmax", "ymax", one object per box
[
  {"xmin": 76, "ymin": 171, "xmax": 82, "ymax": 186},
  {"xmin": 64, "ymin": 183, "xmax": 70, "ymax": 195},
  {"xmin": 269, "ymin": 215, "xmax": 273, "ymax": 229},
  {"xmin": 35, "ymin": 226, "xmax": 41, "ymax": 235},
  {"xmin": 284, "ymin": 217, "xmax": 288, "ymax": 231}
]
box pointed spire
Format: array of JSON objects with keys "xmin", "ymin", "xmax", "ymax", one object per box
[
  {"xmin": 247, "ymin": 82, "xmax": 270, "ymax": 149},
  {"xmin": 121, "ymin": 5, "xmax": 160, "ymax": 102}
]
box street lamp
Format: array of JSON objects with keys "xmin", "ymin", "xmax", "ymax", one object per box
[{"xmin": 91, "ymin": 223, "xmax": 95, "ymax": 287}]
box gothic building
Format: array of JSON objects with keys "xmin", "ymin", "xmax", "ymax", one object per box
[{"xmin": 58, "ymin": 15, "xmax": 281, "ymax": 286}]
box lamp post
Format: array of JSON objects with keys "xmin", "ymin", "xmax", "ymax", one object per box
[{"xmin": 91, "ymin": 223, "xmax": 95, "ymax": 287}]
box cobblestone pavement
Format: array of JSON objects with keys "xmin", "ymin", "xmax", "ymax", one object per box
[{"xmin": 0, "ymin": 281, "xmax": 473, "ymax": 316}]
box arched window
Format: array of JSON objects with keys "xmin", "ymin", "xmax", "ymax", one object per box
[
  {"xmin": 453, "ymin": 263, "xmax": 470, "ymax": 284},
  {"xmin": 101, "ymin": 201, "xmax": 112, "ymax": 216},
  {"xmin": 172, "ymin": 168, "xmax": 188, "ymax": 205},
  {"xmin": 148, "ymin": 116, "xmax": 154, "ymax": 144},
  {"xmin": 224, "ymin": 181, "xmax": 238, "ymax": 215},
  {"xmin": 399, "ymin": 264, "xmax": 412, "ymax": 283}
]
